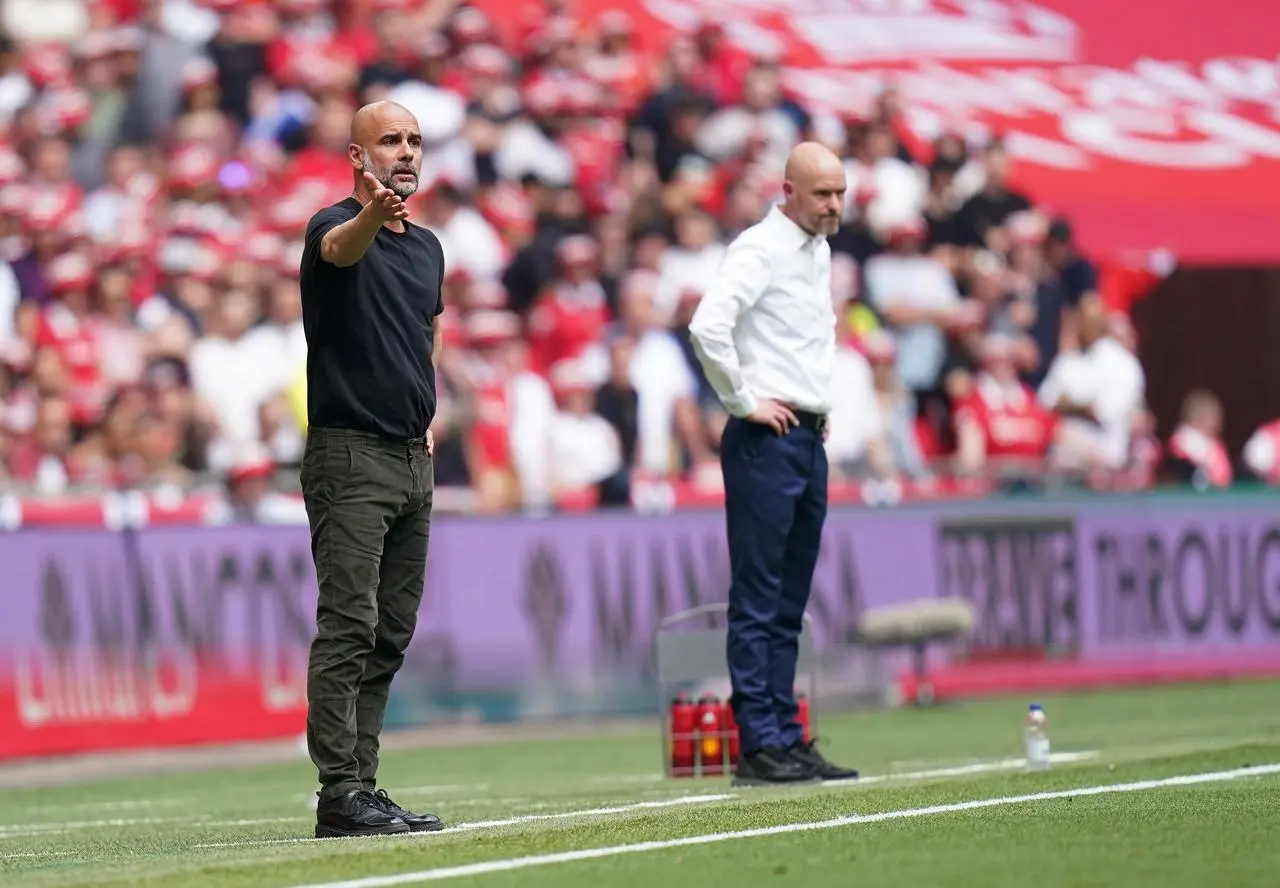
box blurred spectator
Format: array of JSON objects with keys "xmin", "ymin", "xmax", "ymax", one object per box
[
  {"xmin": 547, "ymin": 359, "xmax": 622, "ymax": 499},
  {"xmin": 419, "ymin": 179, "xmax": 507, "ymax": 282},
  {"xmin": 1038, "ymin": 300, "xmax": 1145, "ymax": 473},
  {"xmin": 863, "ymin": 218, "xmax": 964, "ymax": 403},
  {"xmin": 526, "ymin": 234, "xmax": 609, "ymax": 382},
  {"xmin": 1162, "ymin": 389, "xmax": 1231, "ymax": 489},
  {"xmin": 955, "ymin": 138, "xmax": 1031, "ymax": 253},
  {"xmin": 1243, "ymin": 417, "xmax": 1280, "ymax": 485},
  {"xmin": 454, "ymin": 310, "xmax": 555, "ymax": 514},
  {"xmin": 841, "ymin": 122, "xmax": 924, "ymax": 240},
  {"xmin": 954, "ymin": 334, "xmax": 1055, "ymax": 478},
  {"xmin": 1042, "ymin": 216, "xmax": 1099, "ymax": 353},
  {"xmin": 189, "ymin": 287, "xmax": 281, "ymax": 471},
  {"xmin": 593, "ymin": 333, "xmax": 639, "ymax": 505},
  {"xmin": 655, "ymin": 207, "xmax": 723, "ymax": 324},
  {"xmin": 864, "ymin": 330, "xmax": 930, "ymax": 479},
  {"xmin": 825, "ymin": 324, "xmax": 890, "ymax": 481},
  {"xmin": 205, "ymin": 443, "xmax": 309, "ymax": 525},
  {"xmin": 614, "ymin": 270, "xmax": 714, "ymax": 476},
  {"xmin": 8, "ymin": 392, "xmax": 75, "ymax": 493}
]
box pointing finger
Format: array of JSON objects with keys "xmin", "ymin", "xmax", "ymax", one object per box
[{"xmin": 362, "ymin": 170, "xmax": 381, "ymax": 191}]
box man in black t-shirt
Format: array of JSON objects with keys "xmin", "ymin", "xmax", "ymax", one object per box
[{"xmin": 298, "ymin": 101, "xmax": 446, "ymax": 839}]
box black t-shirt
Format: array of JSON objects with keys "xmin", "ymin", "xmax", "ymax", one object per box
[
  {"xmin": 301, "ymin": 197, "xmax": 445, "ymax": 440},
  {"xmin": 955, "ymin": 189, "xmax": 1032, "ymax": 247}
]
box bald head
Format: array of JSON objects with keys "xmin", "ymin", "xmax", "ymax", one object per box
[
  {"xmin": 782, "ymin": 141, "xmax": 847, "ymax": 237},
  {"xmin": 348, "ymin": 101, "xmax": 423, "ymax": 199}
]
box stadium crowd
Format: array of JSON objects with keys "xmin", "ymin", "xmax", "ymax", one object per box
[{"xmin": 0, "ymin": 0, "xmax": 1265, "ymax": 517}]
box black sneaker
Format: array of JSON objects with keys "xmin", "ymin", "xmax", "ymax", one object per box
[
  {"xmin": 372, "ymin": 789, "xmax": 445, "ymax": 832},
  {"xmin": 732, "ymin": 748, "xmax": 821, "ymax": 787},
  {"xmin": 315, "ymin": 788, "xmax": 411, "ymax": 838},
  {"xmin": 789, "ymin": 739, "xmax": 859, "ymax": 781}
]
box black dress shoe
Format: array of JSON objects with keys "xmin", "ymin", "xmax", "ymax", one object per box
[
  {"xmin": 732, "ymin": 748, "xmax": 821, "ymax": 787},
  {"xmin": 315, "ymin": 788, "xmax": 410, "ymax": 838},
  {"xmin": 372, "ymin": 789, "xmax": 445, "ymax": 832},
  {"xmin": 789, "ymin": 739, "xmax": 859, "ymax": 781}
]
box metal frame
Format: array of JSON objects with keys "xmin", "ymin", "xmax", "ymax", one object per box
[{"xmin": 654, "ymin": 603, "xmax": 819, "ymax": 778}]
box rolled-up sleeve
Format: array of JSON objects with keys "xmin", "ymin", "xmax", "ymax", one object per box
[{"xmin": 688, "ymin": 241, "xmax": 771, "ymax": 417}]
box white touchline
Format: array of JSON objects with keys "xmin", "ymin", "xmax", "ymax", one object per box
[
  {"xmin": 186, "ymin": 752, "xmax": 1101, "ymax": 851},
  {"xmin": 856, "ymin": 751, "xmax": 1100, "ymax": 785},
  {"xmin": 283, "ymin": 764, "xmax": 1280, "ymax": 888},
  {"xmin": 191, "ymin": 794, "xmax": 735, "ymax": 850},
  {"xmin": 0, "ymin": 752, "xmax": 1103, "ymax": 841}
]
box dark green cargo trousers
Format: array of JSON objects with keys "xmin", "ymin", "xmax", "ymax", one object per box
[{"xmin": 300, "ymin": 426, "xmax": 434, "ymax": 803}]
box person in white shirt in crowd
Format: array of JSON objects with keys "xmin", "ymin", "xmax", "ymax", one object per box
[
  {"xmin": 546, "ymin": 359, "xmax": 623, "ymax": 499},
  {"xmin": 654, "ymin": 206, "xmax": 725, "ymax": 325},
  {"xmin": 696, "ymin": 58, "xmax": 804, "ymax": 179},
  {"xmin": 241, "ymin": 240, "xmax": 308, "ymax": 388},
  {"xmin": 417, "ymin": 178, "xmax": 508, "ymax": 282},
  {"xmin": 188, "ymin": 287, "xmax": 282, "ymax": 473},
  {"xmin": 825, "ymin": 313, "xmax": 893, "ymax": 481},
  {"xmin": 1163, "ymin": 389, "xmax": 1232, "ymax": 489},
  {"xmin": 863, "ymin": 217, "xmax": 965, "ymax": 398},
  {"xmin": 841, "ymin": 123, "xmax": 925, "ymax": 239},
  {"xmin": 614, "ymin": 269, "xmax": 716, "ymax": 480},
  {"xmin": 689, "ymin": 141, "xmax": 858, "ymax": 787},
  {"xmin": 864, "ymin": 329, "xmax": 932, "ymax": 480},
  {"xmin": 1037, "ymin": 298, "xmax": 1145, "ymax": 473}
]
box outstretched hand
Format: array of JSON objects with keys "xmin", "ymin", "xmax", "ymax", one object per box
[{"xmin": 362, "ymin": 171, "xmax": 409, "ymax": 224}]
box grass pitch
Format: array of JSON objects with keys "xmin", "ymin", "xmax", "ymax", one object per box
[{"xmin": 2, "ymin": 679, "xmax": 1279, "ymax": 888}]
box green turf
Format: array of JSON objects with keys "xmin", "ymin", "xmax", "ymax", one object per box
[{"xmin": 2, "ymin": 679, "xmax": 1279, "ymax": 888}]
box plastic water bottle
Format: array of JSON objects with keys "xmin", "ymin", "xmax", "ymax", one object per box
[{"xmin": 1024, "ymin": 703, "xmax": 1051, "ymax": 771}]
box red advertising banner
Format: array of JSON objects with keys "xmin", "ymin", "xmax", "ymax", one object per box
[{"xmin": 478, "ymin": 0, "xmax": 1280, "ymax": 264}]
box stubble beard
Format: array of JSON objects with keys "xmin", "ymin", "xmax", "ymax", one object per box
[{"xmin": 363, "ymin": 156, "xmax": 419, "ymax": 199}]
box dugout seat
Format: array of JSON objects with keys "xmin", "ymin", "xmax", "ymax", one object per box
[{"xmin": 846, "ymin": 598, "xmax": 976, "ymax": 705}]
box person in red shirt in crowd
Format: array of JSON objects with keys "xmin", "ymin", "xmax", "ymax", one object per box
[
  {"xmin": 456, "ymin": 309, "xmax": 557, "ymax": 513},
  {"xmin": 1162, "ymin": 389, "xmax": 1232, "ymax": 489},
  {"xmin": 7, "ymin": 393, "xmax": 77, "ymax": 493},
  {"xmin": 583, "ymin": 10, "xmax": 648, "ymax": 118},
  {"xmin": 34, "ymin": 252, "xmax": 109, "ymax": 427},
  {"xmin": 954, "ymin": 334, "xmax": 1056, "ymax": 478},
  {"xmin": 525, "ymin": 234, "xmax": 610, "ymax": 382}
]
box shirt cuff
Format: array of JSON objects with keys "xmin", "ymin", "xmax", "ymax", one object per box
[{"xmin": 726, "ymin": 390, "xmax": 758, "ymax": 418}]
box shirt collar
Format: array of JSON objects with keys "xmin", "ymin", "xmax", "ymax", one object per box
[{"xmin": 766, "ymin": 204, "xmax": 823, "ymax": 252}]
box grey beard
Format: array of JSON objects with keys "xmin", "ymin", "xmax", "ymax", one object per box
[{"xmin": 363, "ymin": 158, "xmax": 418, "ymax": 199}]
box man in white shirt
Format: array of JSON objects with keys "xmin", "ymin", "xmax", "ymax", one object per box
[
  {"xmin": 1037, "ymin": 299, "xmax": 1145, "ymax": 473},
  {"xmin": 689, "ymin": 142, "xmax": 858, "ymax": 787}
]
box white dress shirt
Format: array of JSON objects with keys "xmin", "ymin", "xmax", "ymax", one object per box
[{"xmin": 688, "ymin": 205, "xmax": 836, "ymax": 418}]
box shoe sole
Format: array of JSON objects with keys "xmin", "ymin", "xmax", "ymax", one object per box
[
  {"xmin": 406, "ymin": 821, "xmax": 446, "ymax": 833},
  {"xmin": 731, "ymin": 775, "xmax": 822, "ymax": 788},
  {"xmin": 315, "ymin": 822, "xmax": 411, "ymax": 839}
]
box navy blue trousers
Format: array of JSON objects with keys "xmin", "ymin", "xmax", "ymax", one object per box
[{"xmin": 719, "ymin": 415, "xmax": 828, "ymax": 756}]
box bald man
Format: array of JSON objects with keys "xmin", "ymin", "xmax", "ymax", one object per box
[
  {"xmin": 689, "ymin": 142, "xmax": 859, "ymax": 786},
  {"xmin": 299, "ymin": 101, "xmax": 446, "ymax": 837}
]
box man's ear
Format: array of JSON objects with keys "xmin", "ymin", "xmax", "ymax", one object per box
[{"xmin": 348, "ymin": 144, "xmax": 365, "ymax": 170}]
